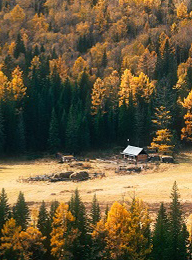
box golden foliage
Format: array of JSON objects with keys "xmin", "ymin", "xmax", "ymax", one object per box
[
  {"xmin": 118, "ymin": 69, "xmax": 133, "ymax": 107},
  {"xmin": 7, "ymin": 66, "xmax": 27, "ymax": 101},
  {"xmin": 92, "ymin": 199, "xmax": 151, "ymax": 260},
  {"xmin": 91, "ymin": 77, "xmax": 106, "ymax": 114},
  {"xmin": 19, "ymin": 227, "xmax": 46, "ymax": 259},
  {"xmin": 181, "ymin": 90, "xmax": 192, "ymax": 141},
  {"xmin": 151, "ymin": 129, "xmax": 174, "ymax": 154},
  {"xmin": 51, "ymin": 203, "xmax": 78, "ymax": 260},
  {"xmin": 49, "ymin": 56, "xmax": 69, "ymax": 82},
  {"xmin": 0, "ymin": 218, "xmax": 22, "ymax": 257},
  {"xmin": 72, "ymin": 56, "xmax": 88, "ymax": 78},
  {"xmin": 9, "ymin": 4, "xmax": 26, "ymax": 23},
  {"xmin": 31, "ymin": 14, "xmax": 49, "ymax": 32},
  {"xmin": 30, "ymin": 56, "xmax": 41, "ymax": 71},
  {"xmin": 0, "ymin": 69, "xmax": 8, "ymax": 100},
  {"xmin": 8, "ymin": 41, "xmax": 16, "ymax": 56},
  {"xmin": 152, "ymin": 106, "xmax": 172, "ymax": 129},
  {"xmin": 177, "ymin": 2, "xmax": 188, "ymax": 19},
  {"xmin": 131, "ymin": 72, "xmax": 154, "ymax": 103}
]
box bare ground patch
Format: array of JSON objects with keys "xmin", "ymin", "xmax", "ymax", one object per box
[{"xmin": 0, "ymin": 152, "xmax": 192, "ymax": 216}]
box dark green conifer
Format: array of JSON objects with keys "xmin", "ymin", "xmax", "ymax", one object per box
[
  {"xmin": 13, "ymin": 191, "xmax": 30, "ymax": 230},
  {"xmin": 69, "ymin": 189, "xmax": 91, "ymax": 260},
  {"xmin": 37, "ymin": 201, "xmax": 52, "ymax": 260},
  {"xmin": 90, "ymin": 194, "xmax": 101, "ymax": 226},
  {"xmin": 168, "ymin": 181, "xmax": 189, "ymax": 260},
  {"xmin": 47, "ymin": 108, "xmax": 61, "ymax": 153},
  {"xmin": 102, "ymin": 49, "xmax": 107, "ymax": 68},
  {"xmin": 152, "ymin": 202, "xmax": 170, "ymax": 260},
  {"xmin": 14, "ymin": 33, "xmax": 26, "ymax": 59},
  {"xmin": 65, "ymin": 104, "xmax": 80, "ymax": 154},
  {"xmin": 49, "ymin": 200, "xmax": 59, "ymax": 223},
  {"xmin": 0, "ymin": 188, "xmax": 11, "ymax": 234},
  {"xmin": 15, "ymin": 110, "xmax": 26, "ymax": 154}
]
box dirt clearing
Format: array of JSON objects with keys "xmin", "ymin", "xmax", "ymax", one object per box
[{"xmin": 0, "ymin": 151, "xmax": 192, "ymax": 213}]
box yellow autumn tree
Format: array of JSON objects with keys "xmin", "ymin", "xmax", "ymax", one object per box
[
  {"xmin": 177, "ymin": 2, "xmax": 188, "ymax": 19},
  {"xmin": 0, "ymin": 68, "xmax": 9, "ymax": 100},
  {"xmin": 50, "ymin": 203, "xmax": 78, "ymax": 260},
  {"xmin": 9, "ymin": 4, "xmax": 26, "ymax": 23},
  {"xmin": 131, "ymin": 72, "xmax": 154, "ymax": 104},
  {"xmin": 94, "ymin": 0, "xmax": 110, "ymax": 33},
  {"xmin": 91, "ymin": 77, "xmax": 107, "ymax": 114},
  {"xmin": 19, "ymin": 227, "xmax": 46, "ymax": 260},
  {"xmin": 72, "ymin": 56, "xmax": 88, "ymax": 78},
  {"xmin": 31, "ymin": 14, "xmax": 49, "ymax": 32},
  {"xmin": 49, "ymin": 56, "xmax": 69, "ymax": 82},
  {"xmin": 7, "ymin": 66, "xmax": 27, "ymax": 101},
  {"xmin": 175, "ymin": 58, "xmax": 192, "ymax": 102},
  {"xmin": 0, "ymin": 218, "xmax": 22, "ymax": 259},
  {"xmin": 104, "ymin": 70, "xmax": 120, "ymax": 109},
  {"xmin": 152, "ymin": 106, "xmax": 172, "ymax": 129},
  {"xmin": 151, "ymin": 129, "xmax": 175, "ymax": 154},
  {"xmin": 92, "ymin": 200, "xmax": 152, "ymax": 260},
  {"xmin": 138, "ymin": 48, "xmax": 157, "ymax": 79},
  {"xmin": 118, "ymin": 69, "xmax": 133, "ymax": 107},
  {"xmin": 125, "ymin": 198, "xmax": 152, "ymax": 260},
  {"xmin": 105, "ymin": 201, "xmax": 131, "ymax": 259},
  {"xmin": 181, "ymin": 89, "xmax": 192, "ymax": 141}
]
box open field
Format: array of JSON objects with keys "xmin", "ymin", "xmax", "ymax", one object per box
[{"xmin": 1, "ymin": 151, "xmax": 192, "ymax": 214}]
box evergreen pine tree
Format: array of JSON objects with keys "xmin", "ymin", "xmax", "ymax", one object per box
[
  {"xmin": 118, "ymin": 100, "xmax": 130, "ymax": 145},
  {"xmin": 65, "ymin": 104, "xmax": 80, "ymax": 154},
  {"xmin": 69, "ymin": 189, "xmax": 91, "ymax": 260},
  {"xmin": 168, "ymin": 181, "xmax": 189, "ymax": 260},
  {"xmin": 37, "ymin": 201, "xmax": 52, "ymax": 260},
  {"xmin": 0, "ymin": 188, "xmax": 11, "ymax": 235},
  {"xmin": 13, "ymin": 191, "xmax": 30, "ymax": 230},
  {"xmin": 14, "ymin": 33, "xmax": 26, "ymax": 59},
  {"xmin": 15, "ymin": 110, "xmax": 26, "ymax": 154},
  {"xmin": 49, "ymin": 200, "xmax": 59, "ymax": 223},
  {"xmin": 152, "ymin": 202, "xmax": 170, "ymax": 260},
  {"xmin": 90, "ymin": 194, "xmax": 101, "ymax": 227},
  {"xmin": 102, "ymin": 49, "xmax": 108, "ymax": 68},
  {"xmin": 47, "ymin": 108, "xmax": 61, "ymax": 153}
]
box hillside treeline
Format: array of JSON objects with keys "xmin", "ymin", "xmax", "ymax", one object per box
[
  {"xmin": 0, "ymin": 0, "xmax": 192, "ymax": 154},
  {"xmin": 0, "ymin": 182, "xmax": 192, "ymax": 260}
]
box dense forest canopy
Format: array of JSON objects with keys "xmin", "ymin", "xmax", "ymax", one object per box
[{"xmin": 0, "ymin": 0, "xmax": 192, "ymax": 154}]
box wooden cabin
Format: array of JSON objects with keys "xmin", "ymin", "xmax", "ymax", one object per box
[{"xmin": 121, "ymin": 145, "xmax": 148, "ymax": 163}]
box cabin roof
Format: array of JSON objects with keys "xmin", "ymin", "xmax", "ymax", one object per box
[{"xmin": 121, "ymin": 145, "xmax": 144, "ymax": 156}]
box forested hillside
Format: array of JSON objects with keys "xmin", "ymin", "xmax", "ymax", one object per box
[{"xmin": 0, "ymin": 0, "xmax": 192, "ymax": 154}]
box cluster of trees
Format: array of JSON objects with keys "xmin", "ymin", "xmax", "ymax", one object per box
[
  {"xmin": 0, "ymin": 182, "xmax": 192, "ymax": 260},
  {"xmin": 1, "ymin": 0, "xmax": 192, "ymax": 155}
]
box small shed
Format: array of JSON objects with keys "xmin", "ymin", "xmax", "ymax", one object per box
[{"xmin": 121, "ymin": 145, "xmax": 148, "ymax": 163}]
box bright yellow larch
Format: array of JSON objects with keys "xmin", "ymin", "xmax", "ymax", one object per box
[
  {"xmin": 177, "ymin": 2, "xmax": 188, "ymax": 19},
  {"xmin": 181, "ymin": 90, "xmax": 192, "ymax": 141},
  {"xmin": 31, "ymin": 14, "xmax": 49, "ymax": 32},
  {"xmin": 91, "ymin": 77, "xmax": 106, "ymax": 114},
  {"xmin": 0, "ymin": 218, "xmax": 22, "ymax": 256},
  {"xmin": 151, "ymin": 129, "xmax": 174, "ymax": 154},
  {"xmin": 8, "ymin": 66, "xmax": 27, "ymax": 101},
  {"xmin": 50, "ymin": 203, "xmax": 78, "ymax": 260},
  {"xmin": 9, "ymin": 4, "xmax": 26, "ymax": 23},
  {"xmin": 131, "ymin": 72, "xmax": 154, "ymax": 104},
  {"xmin": 19, "ymin": 227, "xmax": 46, "ymax": 259},
  {"xmin": 0, "ymin": 69, "xmax": 8, "ymax": 100},
  {"xmin": 118, "ymin": 69, "xmax": 133, "ymax": 107}
]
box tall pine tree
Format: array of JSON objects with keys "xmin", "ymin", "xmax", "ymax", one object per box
[{"xmin": 13, "ymin": 191, "xmax": 30, "ymax": 230}]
